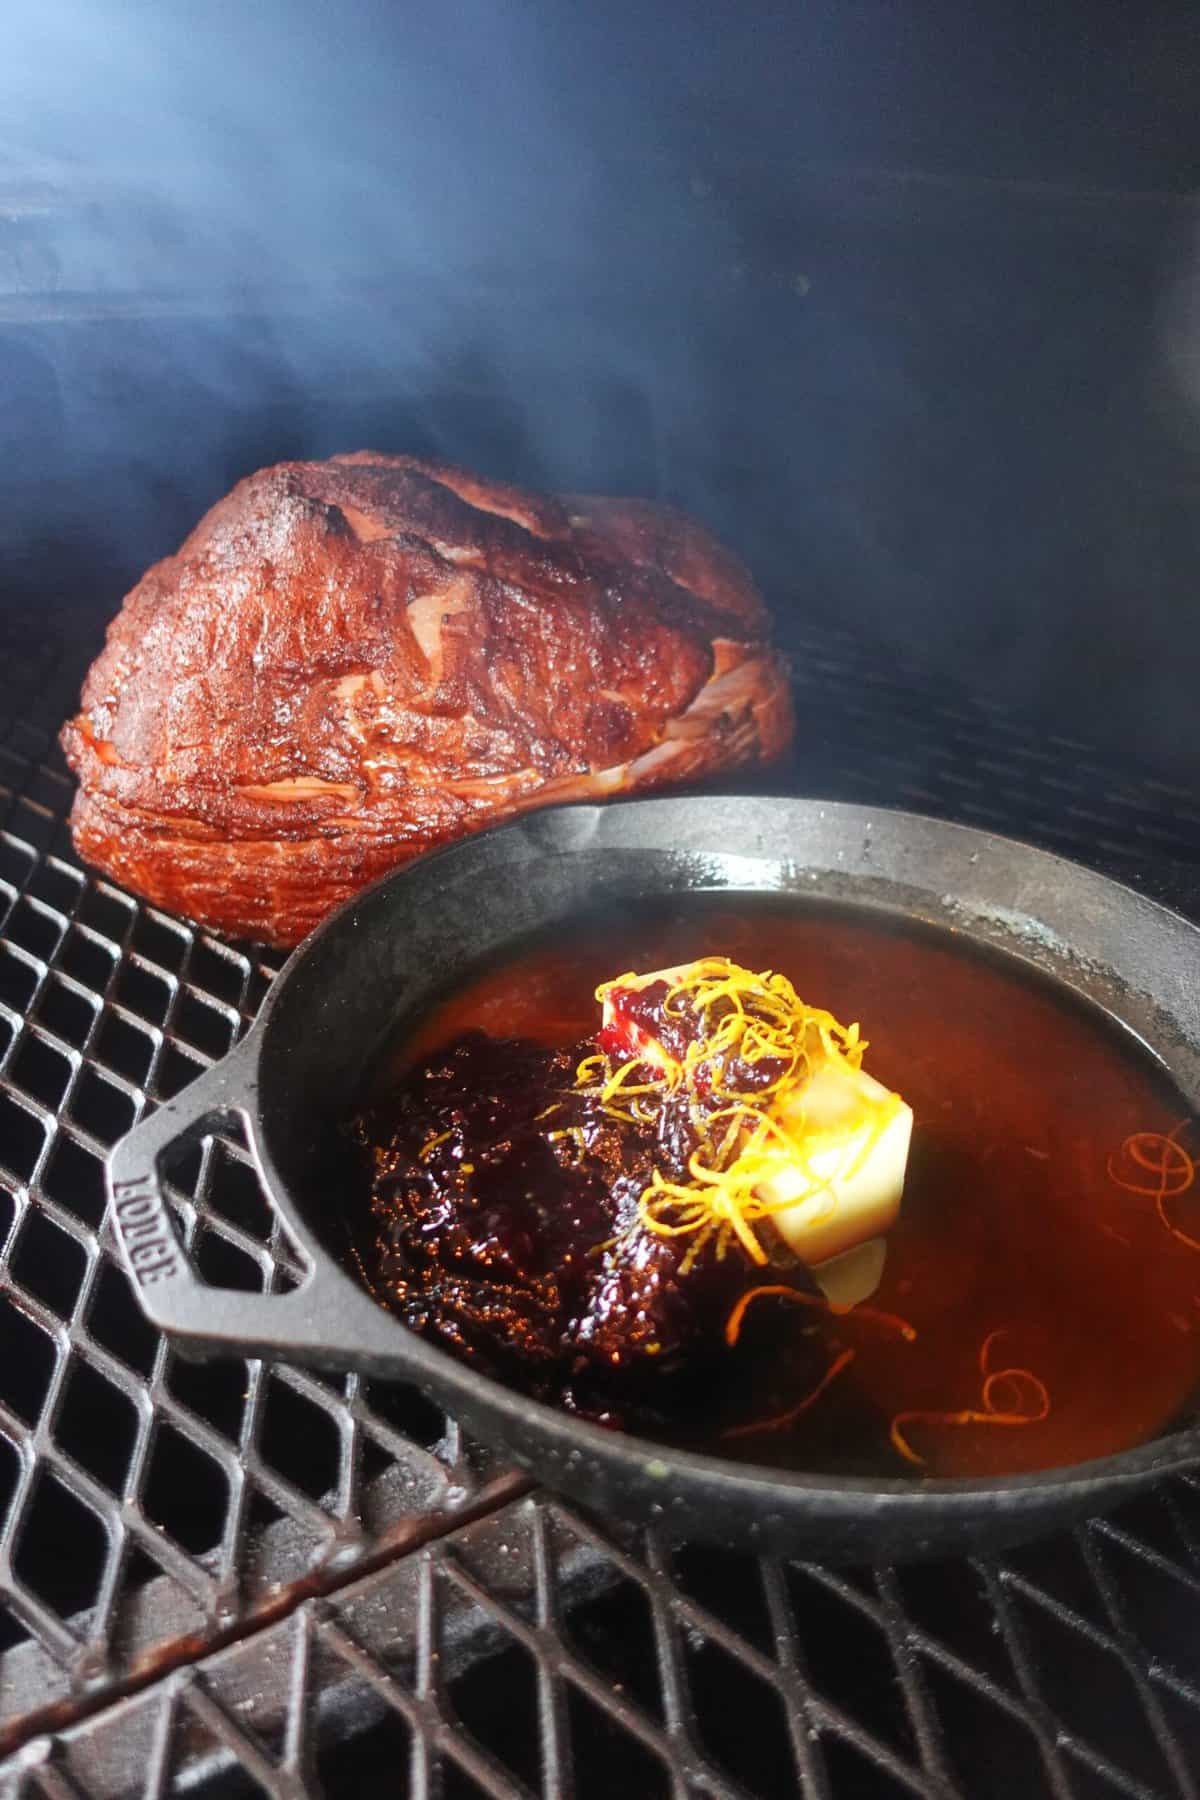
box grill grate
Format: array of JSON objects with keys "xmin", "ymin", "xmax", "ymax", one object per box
[
  {"xmin": 2, "ymin": 620, "xmax": 1200, "ymax": 1794},
  {"xmin": 10, "ymin": 1487, "xmax": 1200, "ymax": 1797},
  {"xmin": 0, "ymin": 688, "xmax": 516, "ymax": 1757}
]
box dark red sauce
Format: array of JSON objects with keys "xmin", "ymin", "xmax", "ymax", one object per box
[
  {"xmin": 349, "ymin": 896, "xmax": 1200, "ymax": 1479},
  {"xmin": 350, "ymin": 992, "xmax": 825, "ymax": 1430}
]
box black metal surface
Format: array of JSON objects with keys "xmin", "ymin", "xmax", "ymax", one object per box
[
  {"xmin": 3, "ymin": 619, "xmax": 1200, "ymax": 1791},
  {"xmin": 9, "ymin": 1486, "xmax": 1200, "ymax": 1798}
]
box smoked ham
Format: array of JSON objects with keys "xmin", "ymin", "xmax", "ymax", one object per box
[{"xmin": 61, "ymin": 453, "xmax": 793, "ymax": 946}]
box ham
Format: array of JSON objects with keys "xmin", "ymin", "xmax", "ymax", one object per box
[{"xmin": 61, "ymin": 453, "xmax": 793, "ymax": 946}]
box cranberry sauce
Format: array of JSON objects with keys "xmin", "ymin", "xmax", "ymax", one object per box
[{"xmin": 350, "ymin": 1026, "xmax": 821, "ymax": 1430}]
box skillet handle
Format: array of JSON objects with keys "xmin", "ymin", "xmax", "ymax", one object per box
[{"xmin": 105, "ymin": 1040, "xmax": 358, "ymax": 1362}]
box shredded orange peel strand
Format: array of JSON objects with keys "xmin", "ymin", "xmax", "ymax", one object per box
[
  {"xmin": 573, "ymin": 957, "xmax": 900, "ymax": 1267},
  {"xmin": 889, "ymin": 1329, "xmax": 1050, "ymax": 1468},
  {"xmin": 1107, "ymin": 1123, "xmax": 1200, "ymax": 1253},
  {"xmin": 723, "ymin": 1348, "xmax": 857, "ymax": 1439},
  {"xmin": 723, "ymin": 1282, "xmax": 917, "ymax": 1346}
]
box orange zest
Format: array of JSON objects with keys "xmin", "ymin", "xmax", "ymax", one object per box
[
  {"xmin": 573, "ymin": 958, "xmax": 899, "ymax": 1267},
  {"xmin": 724, "ymin": 1282, "xmax": 917, "ymax": 1347},
  {"xmin": 722, "ymin": 1348, "xmax": 857, "ymax": 1439},
  {"xmin": 889, "ymin": 1328, "xmax": 1050, "ymax": 1468},
  {"xmin": 1107, "ymin": 1123, "xmax": 1200, "ymax": 1253}
]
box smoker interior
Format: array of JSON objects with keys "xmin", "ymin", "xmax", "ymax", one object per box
[
  {"xmin": 4, "ymin": 603, "xmax": 1200, "ymax": 1794},
  {"xmin": 7, "ymin": 21, "xmax": 1200, "ymax": 1785}
]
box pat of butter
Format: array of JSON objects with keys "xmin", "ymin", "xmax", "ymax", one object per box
[
  {"xmin": 809, "ymin": 1236, "xmax": 889, "ymax": 1308},
  {"xmin": 763, "ymin": 1062, "xmax": 913, "ymax": 1267}
]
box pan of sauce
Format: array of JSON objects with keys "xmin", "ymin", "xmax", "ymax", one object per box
[{"xmin": 106, "ymin": 796, "xmax": 1200, "ymax": 1560}]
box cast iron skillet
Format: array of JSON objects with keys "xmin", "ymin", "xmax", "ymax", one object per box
[{"xmin": 106, "ymin": 796, "xmax": 1200, "ymax": 1561}]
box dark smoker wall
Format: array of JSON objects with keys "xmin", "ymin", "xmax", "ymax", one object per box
[{"xmin": 3, "ymin": 1, "xmax": 1200, "ymax": 777}]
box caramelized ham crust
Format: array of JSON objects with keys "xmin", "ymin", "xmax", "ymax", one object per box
[{"xmin": 61, "ymin": 453, "xmax": 793, "ymax": 946}]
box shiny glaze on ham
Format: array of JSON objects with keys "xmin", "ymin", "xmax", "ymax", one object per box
[{"xmin": 61, "ymin": 453, "xmax": 793, "ymax": 945}]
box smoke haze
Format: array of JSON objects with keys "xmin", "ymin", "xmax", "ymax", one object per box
[{"xmin": 3, "ymin": 2, "xmax": 1200, "ymax": 773}]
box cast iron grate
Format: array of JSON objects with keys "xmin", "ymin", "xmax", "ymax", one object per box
[
  {"xmin": 8, "ymin": 1487, "xmax": 1200, "ymax": 1797},
  {"xmin": 2, "ymin": 620, "xmax": 1200, "ymax": 1793}
]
